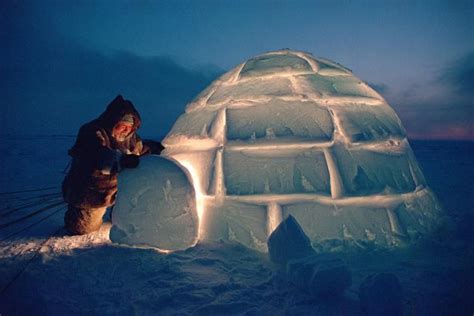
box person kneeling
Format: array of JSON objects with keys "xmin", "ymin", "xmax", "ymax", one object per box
[{"xmin": 62, "ymin": 95, "xmax": 163, "ymax": 235}]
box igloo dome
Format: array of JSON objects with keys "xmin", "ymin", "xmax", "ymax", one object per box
[{"xmin": 163, "ymin": 49, "xmax": 444, "ymax": 252}]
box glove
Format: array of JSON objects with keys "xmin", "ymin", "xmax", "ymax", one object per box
[{"xmin": 120, "ymin": 154, "xmax": 140, "ymax": 169}]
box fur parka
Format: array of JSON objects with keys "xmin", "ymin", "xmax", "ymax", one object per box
[{"xmin": 62, "ymin": 95, "xmax": 148, "ymax": 209}]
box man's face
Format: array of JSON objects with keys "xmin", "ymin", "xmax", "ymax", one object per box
[{"xmin": 112, "ymin": 122, "xmax": 134, "ymax": 141}]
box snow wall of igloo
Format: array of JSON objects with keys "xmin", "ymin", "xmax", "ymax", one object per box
[{"xmin": 162, "ymin": 49, "xmax": 444, "ymax": 252}]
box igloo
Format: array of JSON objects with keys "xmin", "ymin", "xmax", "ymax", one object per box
[{"xmin": 162, "ymin": 49, "xmax": 444, "ymax": 252}]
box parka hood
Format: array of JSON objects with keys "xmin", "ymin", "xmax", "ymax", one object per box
[{"xmin": 98, "ymin": 95, "xmax": 142, "ymax": 132}]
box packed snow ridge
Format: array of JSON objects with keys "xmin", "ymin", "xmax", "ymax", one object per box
[{"xmin": 115, "ymin": 49, "xmax": 445, "ymax": 252}]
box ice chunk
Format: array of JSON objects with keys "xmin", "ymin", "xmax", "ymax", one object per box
[
  {"xmin": 226, "ymin": 99, "xmax": 333, "ymax": 142},
  {"xmin": 298, "ymin": 74, "xmax": 381, "ymax": 99},
  {"xmin": 359, "ymin": 273, "xmax": 403, "ymax": 316},
  {"xmin": 207, "ymin": 77, "xmax": 294, "ymax": 105},
  {"xmin": 286, "ymin": 255, "xmax": 352, "ymax": 297},
  {"xmin": 110, "ymin": 156, "xmax": 198, "ymax": 251},
  {"xmin": 333, "ymin": 104, "xmax": 405, "ymax": 142},
  {"xmin": 267, "ymin": 215, "xmax": 315, "ymax": 265},
  {"xmin": 239, "ymin": 53, "xmax": 313, "ymax": 79},
  {"xmin": 224, "ymin": 148, "xmax": 330, "ymax": 195},
  {"xmin": 333, "ymin": 145, "xmax": 418, "ymax": 195}
]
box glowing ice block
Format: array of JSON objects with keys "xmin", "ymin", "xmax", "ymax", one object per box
[{"xmin": 110, "ymin": 156, "xmax": 198, "ymax": 251}]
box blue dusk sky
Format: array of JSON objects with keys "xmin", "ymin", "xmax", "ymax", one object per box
[{"xmin": 1, "ymin": 0, "xmax": 473, "ymax": 139}]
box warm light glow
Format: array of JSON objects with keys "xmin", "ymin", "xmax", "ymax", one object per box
[
  {"xmin": 155, "ymin": 248, "xmax": 172, "ymax": 254},
  {"xmin": 267, "ymin": 202, "xmax": 282, "ymax": 236},
  {"xmin": 174, "ymin": 159, "xmax": 206, "ymax": 240}
]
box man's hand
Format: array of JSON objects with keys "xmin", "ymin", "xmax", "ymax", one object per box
[{"xmin": 120, "ymin": 154, "xmax": 140, "ymax": 169}]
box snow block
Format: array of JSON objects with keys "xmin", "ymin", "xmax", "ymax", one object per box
[
  {"xmin": 395, "ymin": 188, "xmax": 444, "ymax": 240},
  {"xmin": 239, "ymin": 53, "xmax": 313, "ymax": 79},
  {"xmin": 298, "ymin": 74, "xmax": 381, "ymax": 99},
  {"xmin": 286, "ymin": 255, "xmax": 352, "ymax": 297},
  {"xmin": 165, "ymin": 110, "xmax": 217, "ymax": 141},
  {"xmin": 226, "ymin": 99, "xmax": 333, "ymax": 142},
  {"xmin": 186, "ymin": 65, "xmax": 242, "ymax": 112},
  {"xmin": 202, "ymin": 200, "xmax": 268, "ymax": 252},
  {"xmin": 359, "ymin": 273, "xmax": 403, "ymax": 316},
  {"xmin": 110, "ymin": 156, "xmax": 198, "ymax": 251},
  {"xmin": 405, "ymin": 145, "xmax": 427, "ymax": 186},
  {"xmin": 224, "ymin": 148, "xmax": 330, "ymax": 195},
  {"xmin": 170, "ymin": 150, "xmax": 217, "ymax": 195},
  {"xmin": 267, "ymin": 215, "xmax": 315, "ymax": 265},
  {"xmin": 282, "ymin": 202, "xmax": 396, "ymax": 248},
  {"xmin": 207, "ymin": 77, "xmax": 293, "ymax": 105},
  {"xmin": 333, "ymin": 104, "xmax": 405, "ymax": 142},
  {"xmin": 314, "ymin": 57, "xmax": 352, "ymax": 76},
  {"xmin": 333, "ymin": 144, "xmax": 419, "ymax": 195}
]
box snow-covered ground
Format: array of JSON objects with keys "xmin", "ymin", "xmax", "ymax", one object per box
[{"xmin": 0, "ymin": 136, "xmax": 472, "ymax": 315}]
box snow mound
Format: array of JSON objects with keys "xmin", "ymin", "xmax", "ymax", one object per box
[
  {"xmin": 110, "ymin": 156, "xmax": 198, "ymax": 251},
  {"xmin": 287, "ymin": 255, "xmax": 352, "ymax": 298},
  {"xmin": 162, "ymin": 49, "xmax": 445, "ymax": 251},
  {"xmin": 359, "ymin": 273, "xmax": 403, "ymax": 315}
]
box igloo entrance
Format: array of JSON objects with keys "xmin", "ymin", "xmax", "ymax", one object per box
[{"xmin": 162, "ymin": 49, "xmax": 444, "ymax": 252}]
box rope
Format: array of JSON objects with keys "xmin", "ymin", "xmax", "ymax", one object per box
[
  {"xmin": 0, "ymin": 186, "xmax": 58, "ymax": 196},
  {"xmin": 0, "ymin": 195, "xmax": 62, "ymax": 217},
  {"xmin": 0, "ymin": 191, "xmax": 62, "ymax": 203},
  {"xmin": 0, "ymin": 201, "xmax": 66, "ymax": 229},
  {"xmin": 0, "ymin": 205, "xmax": 66, "ymax": 243}
]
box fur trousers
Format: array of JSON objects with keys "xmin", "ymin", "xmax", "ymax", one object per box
[{"xmin": 64, "ymin": 204, "xmax": 107, "ymax": 235}]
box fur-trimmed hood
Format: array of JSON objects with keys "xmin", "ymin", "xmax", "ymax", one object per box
[{"xmin": 97, "ymin": 95, "xmax": 142, "ymax": 133}]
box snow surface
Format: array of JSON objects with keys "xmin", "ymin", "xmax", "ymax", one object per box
[
  {"xmin": 110, "ymin": 156, "xmax": 198, "ymax": 251},
  {"xmin": 0, "ymin": 136, "xmax": 473, "ymax": 314},
  {"xmin": 286, "ymin": 255, "xmax": 352, "ymax": 298},
  {"xmin": 163, "ymin": 50, "xmax": 444, "ymax": 251},
  {"xmin": 359, "ymin": 273, "xmax": 403, "ymax": 315}
]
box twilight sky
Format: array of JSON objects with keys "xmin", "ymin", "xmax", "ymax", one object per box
[{"xmin": 1, "ymin": 0, "xmax": 473, "ymax": 139}]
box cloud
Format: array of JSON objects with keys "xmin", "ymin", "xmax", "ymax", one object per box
[
  {"xmin": 438, "ymin": 52, "xmax": 474, "ymax": 98},
  {"xmin": 386, "ymin": 51, "xmax": 474, "ymax": 140},
  {"xmin": 1, "ymin": 24, "xmax": 223, "ymax": 137},
  {"xmin": 394, "ymin": 99, "xmax": 473, "ymax": 140},
  {"xmin": 1, "ymin": 0, "xmax": 472, "ymax": 141}
]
